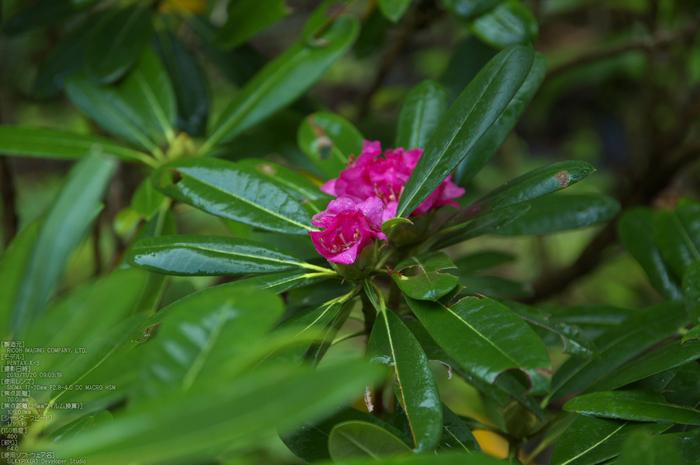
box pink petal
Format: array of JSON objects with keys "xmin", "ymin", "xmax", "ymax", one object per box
[{"xmin": 320, "ymin": 179, "xmax": 338, "ymax": 196}]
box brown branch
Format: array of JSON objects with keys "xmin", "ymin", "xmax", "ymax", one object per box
[{"xmin": 0, "ymin": 157, "xmax": 18, "ymax": 247}]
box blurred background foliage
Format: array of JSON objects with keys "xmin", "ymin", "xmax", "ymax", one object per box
[{"xmin": 1, "ymin": 0, "xmax": 700, "ymax": 462}]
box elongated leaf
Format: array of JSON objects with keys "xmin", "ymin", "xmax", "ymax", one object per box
[
  {"xmin": 272, "ymin": 299, "xmax": 348, "ymax": 356},
  {"xmin": 495, "ymin": 193, "xmax": 620, "ymax": 236},
  {"xmin": 50, "ymin": 411, "xmax": 113, "ymax": 443},
  {"xmin": 654, "ymin": 202, "xmax": 700, "ymax": 278},
  {"xmin": 0, "ymin": 222, "xmax": 40, "ymax": 338},
  {"xmin": 85, "ymin": 5, "xmax": 154, "ymax": 84},
  {"xmin": 154, "ymin": 30, "xmax": 209, "ymax": 136},
  {"xmin": 378, "ymin": 0, "xmax": 412, "ymax": 23},
  {"xmin": 329, "ymin": 421, "xmax": 413, "ymax": 460},
  {"xmin": 565, "ymin": 390, "xmax": 700, "ymax": 424},
  {"xmin": 450, "ymin": 160, "xmax": 595, "ymax": 227},
  {"xmin": 618, "ymin": 207, "xmax": 683, "ymax": 300},
  {"xmin": 431, "ymin": 203, "xmax": 530, "ymax": 250},
  {"xmin": 685, "ymin": 261, "xmax": 700, "ymax": 323},
  {"xmin": 135, "ymin": 285, "xmax": 284, "ymax": 398},
  {"xmin": 648, "ymin": 427, "xmax": 700, "ymax": 464},
  {"xmin": 152, "ymin": 158, "xmax": 315, "ymax": 235},
  {"xmin": 131, "ymin": 179, "xmax": 165, "ymax": 220},
  {"xmin": 441, "ymin": 0, "xmax": 505, "ymax": 20},
  {"xmin": 390, "ymin": 252, "xmax": 459, "ymax": 301},
  {"xmin": 216, "ymin": 0, "xmax": 290, "ymax": 48},
  {"xmin": 0, "ymin": 126, "xmax": 153, "ymax": 165},
  {"xmin": 617, "ymin": 430, "xmax": 683, "ymax": 465},
  {"xmin": 10, "ymin": 155, "xmax": 115, "ymax": 336},
  {"xmin": 366, "ymin": 297, "xmax": 443, "ymax": 452},
  {"xmin": 406, "ymin": 294, "xmax": 550, "ymax": 385},
  {"xmin": 298, "ymin": 112, "xmax": 364, "ymax": 179},
  {"xmin": 42, "ymin": 362, "xmax": 384, "ymax": 464},
  {"xmin": 1, "ymin": 0, "xmax": 81, "ymax": 35},
  {"xmin": 551, "ymin": 416, "xmax": 671, "ymax": 465},
  {"xmin": 126, "ymin": 235, "xmax": 321, "ymax": 276},
  {"xmin": 591, "ymin": 340, "xmax": 700, "ymax": 392},
  {"xmin": 282, "ymin": 407, "xmax": 412, "ymax": 462},
  {"xmin": 543, "ymin": 305, "xmax": 637, "ymax": 341},
  {"xmin": 454, "ymin": 250, "xmax": 515, "ymax": 274},
  {"xmin": 200, "ymin": 16, "xmax": 359, "ymax": 154},
  {"xmin": 396, "ymin": 80, "xmax": 448, "ymax": 150},
  {"xmin": 438, "ymin": 404, "xmax": 480, "ymax": 453},
  {"xmin": 460, "ymin": 275, "xmax": 532, "ymax": 298},
  {"xmin": 548, "ymin": 301, "xmax": 688, "ymax": 402},
  {"xmin": 397, "ymin": 43, "xmax": 534, "ymax": 217},
  {"xmin": 453, "ymin": 51, "xmax": 546, "ymax": 186},
  {"xmin": 333, "ymin": 450, "xmax": 515, "ymax": 465},
  {"xmin": 469, "ymin": 0, "xmax": 538, "ymax": 48}
]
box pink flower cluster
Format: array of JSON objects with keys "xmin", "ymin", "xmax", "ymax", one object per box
[{"xmin": 309, "ymin": 141, "xmax": 465, "ymax": 264}]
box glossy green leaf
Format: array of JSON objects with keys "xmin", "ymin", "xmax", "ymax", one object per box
[
  {"xmin": 460, "ymin": 275, "xmax": 533, "ymax": 298},
  {"xmin": 684, "ymin": 261, "xmax": 700, "ymax": 323},
  {"xmin": 548, "ymin": 301, "xmax": 688, "ymax": 402},
  {"xmin": 431, "ymin": 203, "xmax": 530, "ymax": 250},
  {"xmin": 152, "ymin": 158, "xmax": 315, "ymax": 235},
  {"xmin": 453, "ymin": 51, "xmax": 546, "ymax": 186},
  {"xmin": 200, "ymin": 16, "xmax": 359, "ymax": 154},
  {"xmin": 616, "ymin": 430, "xmax": 684, "ymax": 465},
  {"xmin": 329, "ymin": 421, "xmax": 413, "ymax": 460},
  {"xmin": 154, "ymin": 30, "xmax": 209, "ymax": 136},
  {"xmin": 397, "ymin": 42, "xmax": 534, "ymax": 217},
  {"xmin": 654, "ymin": 201, "xmax": 700, "ymax": 279},
  {"xmin": 272, "ymin": 298, "xmax": 349, "ymax": 354},
  {"xmin": 298, "ymin": 112, "xmax": 364, "ymax": 179},
  {"xmin": 395, "ymin": 80, "xmax": 448, "ymax": 150},
  {"xmin": 216, "ymin": 0, "xmax": 290, "ymax": 48},
  {"xmin": 391, "ymin": 252, "xmax": 459, "ymax": 301},
  {"xmin": 366, "ymin": 288, "xmax": 442, "ymax": 452},
  {"xmin": 135, "ymin": 285, "xmax": 284, "ymax": 398},
  {"xmin": 282, "ymin": 407, "xmax": 412, "ymax": 462},
  {"xmin": 469, "ymin": 1, "xmax": 538, "ymax": 49},
  {"xmin": 0, "ymin": 126, "xmax": 153, "ymax": 166},
  {"xmin": 454, "ymin": 251, "xmax": 515, "ymax": 274},
  {"xmin": 543, "ymin": 305, "xmax": 637, "ymax": 341},
  {"xmin": 84, "ymin": 5, "xmax": 154, "ymax": 84},
  {"xmin": 647, "ymin": 427, "xmax": 700, "ymax": 464},
  {"xmin": 42, "ymin": 362, "xmax": 384, "ymax": 464},
  {"xmin": 551, "ymin": 416, "xmax": 671, "ymax": 465},
  {"xmin": 591, "ymin": 340, "xmax": 700, "ymax": 392},
  {"xmin": 1, "ymin": 0, "xmax": 81, "ymax": 35},
  {"xmin": 378, "ymin": 0, "xmax": 412, "ymax": 23},
  {"xmin": 618, "ymin": 207, "xmax": 683, "ymax": 300},
  {"xmin": 10, "ymin": 154, "xmax": 115, "ymax": 336},
  {"xmin": 438, "ymin": 404, "xmax": 480, "ymax": 453},
  {"xmin": 0, "ymin": 222, "xmax": 40, "ymax": 338},
  {"xmin": 406, "ymin": 294, "xmax": 550, "ymax": 385},
  {"xmin": 50, "ymin": 411, "xmax": 113, "ymax": 443},
  {"xmin": 126, "ymin": 235, "xmax": 322, "ymax": 276},
  {"xmin": 441, "ymin": 0, "xmax": 505, "ymax": 20},
  {"xmin": 564, "ymin": 390, "xmax": 700, "ymax": 424},
  {"xmin": 450, "ymin": 160, "xmax": 595, "ymax": 227},
  {"xmin": 495, "ymin": 193, "xmax": 621, "ymax": 236}
]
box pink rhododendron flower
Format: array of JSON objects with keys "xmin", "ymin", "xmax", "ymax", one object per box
[
  {"xmin": 309, "ymin": 197, "xmax": 387, "ymax": 264},
  {"xmin": 321, "ymin": 140, "xmax": 465, "ymax": 220}
]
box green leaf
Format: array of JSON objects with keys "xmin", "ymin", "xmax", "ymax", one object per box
[
  {"xmin": 684, "ymin": 261, "xmax": 700, "ymax": 323},
  {"xmin": 298, "ymin": 112, "xmax": 364, "ymax": 179},
  {"xmin": 200, "ymin": 16, "xmax": 359, "ymax": 154},
  {"xmin": 131, "ymin": 179, "xmax": 166, "ymax": 220},
  {"xmin": 134, "ymin": 285, "xmax": 284, "ymax": 398},
  {"xmin": 438, "ymin": 404, "xmax": 481, "ymax": 453},
  {"xmin": 460, "ymin": 275, "xmax": 533, "ymax": 298},
  {"xmin": 366, "ymin": 290, "xmax": 443, "ymax": 452},
  {"xmin": 616, "ymin": 430, "xmax": 684, "ymax": 465},
  {"xmin": 654, "ymin": 202, "xmax": 700, "ymax": 279},
  {"xmin": 0, "ymin": 222, "xmax": 40, "ymax": 339},
  {"xmin": 126, "ymin": 235, "xmax": 322, "ymax": 276},
  {"xmin": 441, "ymin": 0, "xmax": 505, "ymax": 20},
  {"xmin": 590, "ymin": 340, "xmax": 700, "ymax": 392},
  {"xmin": 494, "ymin": 193, "xmax": 621, "ymax": 236},
  {"xmin": 154, "ymin": 30, "xmax": 209, "ymax": 136},
  {"xmin": 564, "ymin": 390, "xmax": 700, "ymax": 424},
  {"xmin": 406, "ymin": 294, "xmax": 550, "ymax": 385},
  {"xmin": 469, "ymin": 0, "xmax": 538, "ymax": 49},
  {"xmin": 453, "ymin": 51, "xmax": 546, "ymax": 186},
  {"xmin": 618, "ymin": 207, "xmax": 683, "ymax": 300},
  {"xmin": 431, "ymin": 203, "xmax": 530, "ymax": 250},
  {"xmin": 449, "ymin": 160, "xmax": 595, "ymax": 227},
  {"xmin": 378, "ymin": 0, "xmax": 412, "ymax": 22},
  {"xmin": 282, "ymin": 407, "xmax": 412, "ymax": 462},
  {"xmin": 397, "ymin": 42, "xmax": 534, "ymax": 217},
  {"xmin": 0, "ymin": 126, "xmax": 153, "ymax": 166},
  {"xmin": 551, "ymin": 416, "xmax": 671, "ymax": 465},
  {"xmin": 454, "ymin": 251, "xmax": 515, "ymax": 274},
  {"xmin": 50, "ymin": 411, "xmax": 113, "ymax": 443},
  {"xmin": 152, "ymin": 158, "xmax": 315, "ymax": 235},
  {"xmin": 543, "ymin": 305, "xmax": 637, "ymax": 341},
  {"xmin": 1, "ymin": 0, "xmax": 81, "ymax": 35},
  {"xmin": 84, "ymin": 5, "xmax": 154, "ymax": 84},
  {"xmin": 548, "ymin": 301, "xmax": 688, "ymax": 402},
  {"xmin": 10, "ymin": 154, "xmax": 115, "ymax": 336},
  {"xmin": 390, "ymin": 252, "xmax": 459, "ymax": 301},
  {"xmin": 648, "ymin": 428, "xmax": 700, "ymax": 464},
  {"xmin": 216, "ymin": 0, "xmax": 290, "ymax": 48},
  {"xmin": 329, "ymin": 421, "xmax": 413, "ymax": 460},
  {"xmin": 332, "ymin": 452, "xmax": 513, "ymax": 465},
  {"xmin": 395, "ymin": 80, "xmax": 448, "ymax": 150}
]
